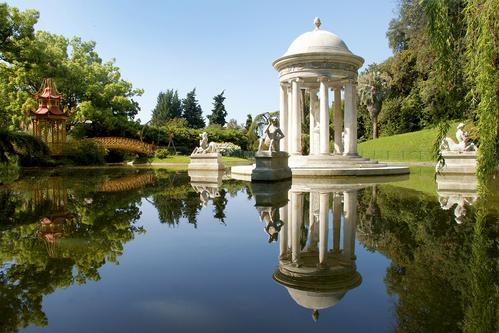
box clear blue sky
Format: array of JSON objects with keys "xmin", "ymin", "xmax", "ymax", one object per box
[{"xmin": 7, "ymin": 0, "xmax": 398, "ymax": 124}]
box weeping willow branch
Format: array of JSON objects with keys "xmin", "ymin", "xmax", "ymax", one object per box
[{"xmin": 464, "ymin": 0, "xmax": 498, "ymax": 191}]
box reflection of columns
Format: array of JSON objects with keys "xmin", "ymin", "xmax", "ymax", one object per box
[
  {"xmin": 291, "ymin": 79, "xmax": 302, "ymax": 155},
  {"xmin": 279, "ymin": 205, "xmax": 288, "ymax": 258},
  {"xmin": 343, "ymin": 190, "xmax": 358, "ymax": 260},
  {"xmin": 287, "ymin": 190, "xmax": 292, "ymax": 249},
  {"xmin": 308, "ymin": 192, "xmax": 319, "ymax": 251},
  {"xmin": 291, "ymin": 192, "xmax": 303, "ymax": 264},
  {"xmin": 343, "ymin": 81, "xmax": 357, "ymax": 156},
  {"xmin": 319, "ymin": 192, "xmax": 329, "ymax": 265},
  {"xmin": 332, "ymin": 192, "xmax": 342, "ymax": 252},
  {"xmin": 309, "ymin": 89, "xmax": 319, "ymax": 155},
  {"xmin": 279, "ymin": 83, "xmax": 289, "ymax": 151},
  {"xmin": 333, "ymin": 86, "xmax": 343, "ymax": 154},
  {"xmin": 319, "ymin": 77, "xmax": 330, "ymax": 154}
]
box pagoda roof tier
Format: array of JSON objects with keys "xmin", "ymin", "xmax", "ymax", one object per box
[
  {"xmin": 35, "ymin": 78, "xmax": 63, "ymax": 100},
  {"xmin": 31, "ymin": 105, "xmax": 66, "ymax": 116},
  {"xmin": 36, "ymin": 87, "xmax": 62, "ymax": 100}
]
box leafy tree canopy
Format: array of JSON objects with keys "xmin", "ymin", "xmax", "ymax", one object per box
[{"xmin": 0, "ymin": 4, "xmax": 143, "ymax": 132}]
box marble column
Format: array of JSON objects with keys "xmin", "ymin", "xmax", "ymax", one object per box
[
  {"xmin": 343, "ymin": 190, "xmax": 357, "ymax": 260},
  {"xmin": 333, "ymin": 86, "xmax": 343, "ymax": 154},
  {"xmin": 279, "ymin": 205, "xmax": 288, "ymax": 259},
  {"xmin": 309, "ymin": 88, "xmax": 319, "ymax": 155},
  {"xmin": 343, "ymin": 81, "xmax": 358, "ymax": 156},
  {"xmin": 291, "ymin": 79, "xmax": 302, "ymax": 155},
  {"xmin": 291, "ymin": 191, "xmax": 303, "ymax": 265},
  {"xmin": 279, "ymin": 83, "xmax": 289, "ymax": 152},
  {"xmin": 319, "ymin": 77, "xmax": 330, "ymax": 154},
  {"xmin": 332, "ymin": 192, "xmax": 342, "ymax": 253},
  {"xmin": 319, "ymin": 192, "xmax": 329, "ymax": 265},
  {"xmin": 287, "ymin": 84, "xmax": 293, "ymax": 153}
]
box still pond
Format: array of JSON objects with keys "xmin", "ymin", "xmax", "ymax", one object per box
[{"xmin": 0, "ymin": 167, "xmax": 496, "ymax": 333}]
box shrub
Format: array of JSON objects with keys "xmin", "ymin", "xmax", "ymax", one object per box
[
  {"xmin": 154, "ymin": 148, "xmax": 171, "ymax": 159},
  {"xmin": 216, "ymin": 142, "xmax": 241, "ymax": 156},
  {"xmin": 64, "ymin": 139, "xmax": 106, "ymax": 165}
]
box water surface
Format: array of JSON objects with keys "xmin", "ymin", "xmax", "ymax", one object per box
[{"xmin": 0, "ymin": 167, "xmax": 496, "ymax": 333}]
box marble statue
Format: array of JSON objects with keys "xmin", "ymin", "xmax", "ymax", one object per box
[
  {"xmin": 257, "ymin": 207, "xmax": 284, "ymax": 243},
  {"xmin": 192, "ymin": 132, "xmax": 218, "ymax": 154},
  {"xmin": 440, "ymin": 123, "xmax": 476, "ymax": 152},
  {"xmin": 257, "ymin": 116, "xmax": 285, "ymax": 153}
]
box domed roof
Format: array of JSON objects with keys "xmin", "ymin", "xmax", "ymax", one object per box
[
  {"xmin": 284, "ymin": 18, "xmax": 352, "ymax": 57},
  {"xmin": 286, "ymin": 288, "xmax": 346, "ymax": 310}
]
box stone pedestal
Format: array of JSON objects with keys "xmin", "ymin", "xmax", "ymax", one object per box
[
  {"xmin": 439, "ymin": 151, "xmax": 477, "ymax": 174},
  {"xmin": 188, "ymin": 153, "xmax": 224, "ymax": 171},
  {"xmin": 251, "ymin": 151, "xmax": 292, "ymax": 182}
]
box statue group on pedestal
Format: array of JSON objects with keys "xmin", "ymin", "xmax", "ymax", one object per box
[
  {"xmin": 439, "ymin": 123, "xmax": 477, "ymax": 153},
  {"xmin": 192, "ymin": 132, "xmax": 218, "ymax": 155},
  {"xmin": 257, "ymin": 114, "xmax": 285, "ymax": 153}
]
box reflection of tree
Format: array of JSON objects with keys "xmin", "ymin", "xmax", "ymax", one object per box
[
  {"xmin": 357, "ymin": 185, "xmax": 497, "ymax": 333},
  {"xmin": 150, "ymin": 172, "xmax": 247, "ymax": 227},
  {"xmin": 150, "ymin": 171, "xmax": 201, "ymax": 227},
  {"xmin": 0, "ymin": 169, "xmax": 151, "ymax": 332},
  {"xmin": 212, "ymin": 189, "xmax": 227, "ymax": 224}
]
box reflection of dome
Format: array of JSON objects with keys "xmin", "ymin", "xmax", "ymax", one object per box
[
  {"xmin": 273, "ymin": 252, "xmax": 362, "ymax": 320},
  {"xmin": 284, "ymin": 29, "xmax": 351, "ymax": 57},
  {"xmin": 286, "ymin": 288, "xmax": 346, "ymax": 310}
]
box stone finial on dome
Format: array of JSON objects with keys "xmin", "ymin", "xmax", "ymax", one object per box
[{"xmin": 314, "ymin": 17, "xmax": 321, "ymax": 30}]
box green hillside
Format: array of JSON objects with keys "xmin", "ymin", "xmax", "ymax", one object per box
[{"xmin": 358, "ymin": 123, "xmax": 459, "ymax": 162}]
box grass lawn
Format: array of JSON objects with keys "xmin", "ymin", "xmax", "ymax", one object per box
[
  {"xmin": 149, "ymin": 155, "xmax": 251, "ymax": 164},
  {"xmin": 358, "ymin": 122, "xmax": 459, "ymax": 162}
]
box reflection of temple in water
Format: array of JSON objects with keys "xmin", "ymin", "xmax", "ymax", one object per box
[
  {"xmin": 6, "ymin": 171, "xmax": 156, "ymax": 257},
  {"xmin": 276, "ymin": 184, "xmax": 363, "ymax": 321},
  {"xmin": 252, "ymin": 176, "xmax": 408, "ymax": 321}
]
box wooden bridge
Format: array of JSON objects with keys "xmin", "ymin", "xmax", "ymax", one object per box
[{"xmin": 91, "ymin": 137, "xmax": 156, "ymax": 155}]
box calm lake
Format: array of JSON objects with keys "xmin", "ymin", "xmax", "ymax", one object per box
[{"xmin": 0, "ymin": 167, "xmax": 496, "ymax": 333}]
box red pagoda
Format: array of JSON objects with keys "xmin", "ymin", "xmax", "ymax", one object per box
[{"xmin": 30, "ymin": 79, "xmax": 69, "ymax": 155}]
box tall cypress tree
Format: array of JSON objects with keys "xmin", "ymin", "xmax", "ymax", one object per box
[
  {"xmin": 244, "ymin": 114, "xmax": 253, "ymax": 131},
  {"xmin": 207, "ymin": 90, "xmax": 227, "ymax": 127},
  {"xmin": 150, "ymin": 89, "xmax": 182, "ymax": 126},
  {"xmin": 182, "ymin": 88, "xmax": 205, "ymax": 129}
]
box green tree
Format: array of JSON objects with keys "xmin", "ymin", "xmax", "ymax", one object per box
[
  {"xmin": 182, "ymin": 88, "xmax": 205, "ymax": 129},
  {"xmin": 207, "ymin": 90, "xmax": 227, "ymax": 127},
  {"xmin": 358, "ymin": 64, "xmax": 390, "ymax": 138},
  {"xmin": 0, "ymin": 4, "xmax": 143, "ymax": 132},
  {"xmin": 150, "ymin": 89, "xmax": 182, "ymax": 126},
  {"xmin": 226, "ymin": 119, "xmax": 239, "ymax": 130},
  {"xmin": 0, "ymin": 4, "xmax": 38, "ymax": 63},
  {"xmin": 244, "ymin": 114, "xmax": 253, "ymax": 131}
]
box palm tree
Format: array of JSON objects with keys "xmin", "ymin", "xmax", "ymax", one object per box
[{"xmin": 358, "ymin": 65, "xmax": 390, "ymax": 139}]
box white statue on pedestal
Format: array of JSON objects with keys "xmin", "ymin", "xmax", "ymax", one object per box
[
  {"xmin": 257, "ymin": 115, "xmax": 285, "ymax": 153},
  {"xmin": 192, "ymin": 132, "xmax": 218, "ymax": 154},
  {"xmin": 440, "ymin": 123, "xmax": 476, "ymax": 152}
]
